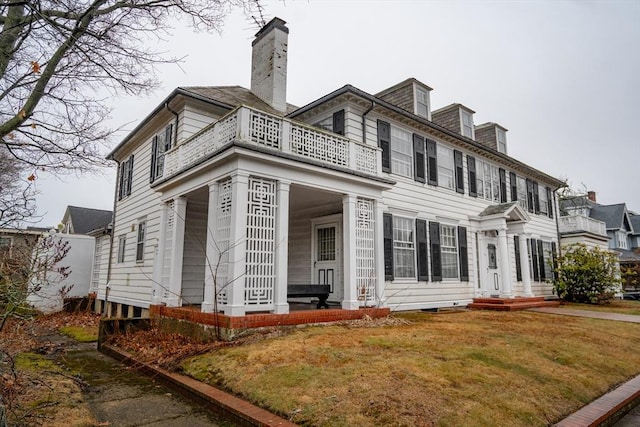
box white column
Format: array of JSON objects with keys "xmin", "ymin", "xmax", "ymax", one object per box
[
  {"xmin": 497, "ymin": 228, "xmax": 513, "ymax": 298},
  {"xmin": 477, "ymin": 232, "xmax": 489, "ymax": 297},
  {"xmin": 151, "ymin": 202, "xmax": 167, "ymax": 305},
  {"xmin": 519, "ymin": 234, "xmax": 533, "ymax": 297},
  {"xmin": 374, "ymin": 200, "xmax": 386, "ymax": 307},
  {"xmin": 342, "ymin": 194, "xmax": 359, "ymax": 310},
  {"xmin": 273, "ymin": 180, "xmax": 290, "ymax": 314},
  {"xmin": 226, "ymin": 172, "xmax": 249, "ymax": 316},
  {"xmin": 202, "ymin": 183, "xmax": 219, "ymax": 313},
  {"xmin": 167, "ymin": 196, "xmax": 186, "ymax": 307}
]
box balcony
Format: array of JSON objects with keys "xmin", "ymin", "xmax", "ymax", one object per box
[
  {"xmin": 558, "ymin": 214, "xmax": 607, "ymax": 237},
  {"xmin": 163, "ymin": 106, "xmax": 380, "ymax": 179}
]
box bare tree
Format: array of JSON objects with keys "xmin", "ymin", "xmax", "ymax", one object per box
[
  {"xmin": 0, "ymin": 147, "xmax": 38, "ymax": 227},
  {"xmin": 0, "ymin": 0, "xmax": 262, "ymax": 173}
]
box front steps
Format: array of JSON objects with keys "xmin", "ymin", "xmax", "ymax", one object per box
[{"xmin": 468, "ymin": 296, "xmax": 560, "ymax": 311}]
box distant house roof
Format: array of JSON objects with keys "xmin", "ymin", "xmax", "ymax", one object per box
[
  {"xmin": 62, "ymin": 206, "xmax": 112, "ymax": 235},
  {"xmin": 630, "ymin": 215, "xmax": 640, "ymax": 236},
  {"xmin": 617, "ymin": 248, "xmax": 640, "ymax": 263},
  {"xmin": 589, "ymin": 203, "xmax": 628, "ymax": 231}
]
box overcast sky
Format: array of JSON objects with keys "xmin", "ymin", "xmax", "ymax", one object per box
[{"xmin": 33, "ymin": 0, "xmax": 640, "ymax": 227}]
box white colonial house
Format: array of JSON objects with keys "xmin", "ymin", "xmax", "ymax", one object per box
[{"xmin": 97, "ymin": 18, "xmax": 563, "ymax": 319}]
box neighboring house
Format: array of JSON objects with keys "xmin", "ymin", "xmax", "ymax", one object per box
[
  {"xmin": 0, "ymin": 228, "xmax": 42, "ymax": 279},
  {"xmin": 97, "ymin": 18, "xmax": 563, "ymax": 319},
  {"xmin": 60, "ymin": 205, "xmax": 112, "ymax": 295},
  {"xmin": 559, "ymin": 192, "xmax": 640, "ymax": 290}
]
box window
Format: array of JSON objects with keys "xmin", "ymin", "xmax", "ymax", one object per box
[
  {"xmin": 440, "ymin": 224, "xmax": 459, "ymax": 279},
  {"xmin": 0, "ymin": 236, "xmax": 11, "ymax": 256},
  {"xmin": 476, "ymin": 160, "xmax": 500, "ymax": 202},
  {"xmin": 390, "ymin": 127, "xmax": 413, "ymax": 178},
  {"xmin": 313, "ymin": 110, "xmax": 344, "ymax": 135},
  {"xmin": 542, "ymin": 241, "xmax": 553, "ymax": 280},
  {"xmin": 136, "ymin": 220, "xmax": 146, "ymax": 262},
  {"xmin": 437, "ymin": 145, "xmax": 454, "ymax": 189},
  {"xmin": 416, "ymin": 87, "xmax": 429, "ymax": 118},
  {"xmin": 517, "ymin": 176, "xmax": 528, "ymax": 210},
  {"xmin": 314, "ymin": 116, "xmax": 333, "ymax": 132},
  {"xmin": 461, "ymin": 110, "xmax": 474, "ymax": 139},
  {"xmin": 497, "ymin": 128, "xmax": 507, "ymax": 154},
  {"xmin": 393, "ymin": 216, "xmax": 415, "ymax": 278},
  {"xmin": 150, "ymin": 124, "xmax": 173, "ymax": 183},
  {"xmin": 618, "ymin": 231, "xmax": 628, "ymax": 249},
  {"xmin": 117, "ymin": 235, "xmax": 126, "ymax": 263},
  {"xmin": 539, "ymin": 186, "xmax": 548, "ymax": 215},
  {"xmin": 118, "ymin": 155, "xmax": 134, "ymax": 200}
]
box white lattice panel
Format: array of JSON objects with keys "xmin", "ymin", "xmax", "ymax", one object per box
[
  {"xmin": 161, "ymin": 200, "xmax": 175, "ymax": 299},
  {"xmin": 354, "ymin": 143, "xmax": 378, "ymax": 175},
  {"xmin": 244, "ymin": 177, "xmax": 276, "ymax": 306},
  {"xmin": 355, "ymin": 198, "xmax": 376, "ymax": 303},
  {"xmin": 290, "ymin": 124, "xmax": 349, "ymax": 167},
  {"xmin": 249, "ymin": 110, "xmax": 281, "ymax": 148},
  {"xmin": 217, "ymin": 112, "xmax": 238, "ymax": 146},
  {"xmin": 215, "ymin": 179, "xmax": 232, "ymax": 305}
]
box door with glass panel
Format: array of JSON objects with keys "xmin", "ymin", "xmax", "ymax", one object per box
[
  {"xmin": 483, "ymin": 237, "xmax": 501, "ymax": 296},
  {"xmin": 313, "ymin": 222, "xmax": 342, "ymax": 302}
]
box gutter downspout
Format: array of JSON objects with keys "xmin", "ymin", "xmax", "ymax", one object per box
[
  {"xmin": 104, "ymin": 159, "xmax": 119, "ymax": 316},
  {"xmin": 362, "ymin": 101, "xmax": 375, "ymax": 144}
]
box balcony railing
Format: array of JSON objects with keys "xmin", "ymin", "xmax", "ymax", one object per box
[
  {"xmin": 164, "ymin": 106, "xmax": 380, "ymax": 179},
  {"xmin": 558, "ymin": 214, "xmax": 607, "ymax": 237}
]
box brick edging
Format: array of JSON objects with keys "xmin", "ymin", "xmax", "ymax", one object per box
[
  {"xmin": 555, "ymin": 375, "xmax": 640, "ymax": 427},
  {"xmin": 100, "ymin": 344, "xmax": 297, "ymax": 427}
]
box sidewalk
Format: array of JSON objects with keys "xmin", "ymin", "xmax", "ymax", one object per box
[{"xmin": 529, "ymin": 307, "xmax": 640, "ymax": 426}]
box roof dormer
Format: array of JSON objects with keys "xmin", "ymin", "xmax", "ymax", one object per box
[
  {"xmin": 376, "ymin": 78, "xmax": 433, "ymax": 120},
  {"xmin": 431, "ymin": 103, "xmax": 475, "ymax": 139},
  {"xmin": 475, "ymin": 122, "xmax": 508, "ymax": 154}
]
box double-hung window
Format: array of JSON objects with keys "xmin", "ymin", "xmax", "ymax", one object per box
[
  {"xmin": 150, "ymin": 124, "xmax": 173, "ymax": 183},
  {"xmin": 416, "ymin": 87, "xmax": 429, "ymax": 118},
  {"xmin": 539, "ymin": 186, "xmax": 548, "ymax": 215},
  {"xmin": 461, "ymin": 110, "xmax": 474, "ymax": 139},
  {"xmin": 136, "ymin": 220, "xmax": 146, "ymax": 262},
  {"xmin": 517, "ymin": 176, "xmax": 528, "ymax": 210},
  {"xmin": 118, "ymin": 155, "xmax": 134, "ymax": 200},
  {"xmin": 437, "ymin": 145, "xmax": 455, "ymax": 189},
  {"xmin": 390, "ymin": 127, "xmax": 413, "ymax": 178},
  {"xmin": 497, "ymin": 128, "xmax": 507, "ymax": 154},
  {"xmin": 117, "ymin": 235, "xmax": 126, "ymax": 263},
  {"xmin": 393, "ymin": 216, "xmax": 415, "ymax": 278},
  {"xmin": 440, "ymin": 224, "xmax": 459, "ymax": 279}
]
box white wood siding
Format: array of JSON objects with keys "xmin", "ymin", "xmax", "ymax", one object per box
[{"xmin": 181, "ymin": 199, "xmax": 207, "ymax": 304}]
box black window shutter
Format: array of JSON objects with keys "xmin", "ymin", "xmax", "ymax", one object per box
[
  {"xmin": 118, "ymin": 162, "xmax": 125, "ymax": 200},
  {"xmin": 514, "ymin": 235, "xmax": 522, "ymax": 281},
  {"xmin": 150, "ymin": 136, "xmax": 158, "ymax": 183},
  {"xmin": 509, "ymin": 172, "xmax": 517, "ymax": 202},
  {"xmin": 127, "ymin": 155, "xmax": 134, "ymax": 196},
  {"xmin": 413, "ymin": 134, "xmax": 426, "ymax": 183},
  {"xmin": 426, "ymin": 139, "xmax": 438, "ymax": 186},
  {"xmin": 458, "ymin": 226, "xmax": 468, "ymax": 281},
  {"xmin": 377, "ymin": 120, "xmax": 391, "ymax": 173},
  {"xmin": 551, "ymin": 242, "xmax": 558, "ymax": 280},
  {"xmin": 416, "ymin": 219, "xmax": 429, "ymax": 281},
  {"xmin": 333, "ymin": 110, "xmax": 345, "ymax": 136},
  {"xmin": 467, "ymin": 155, "xmax": 477, "ymax": 197},
  {"xmin": 429, "ymin": 221, "xmax": 442, "ymax": 281},
  {"xmin": 499, "ymin": 168, "xmax": 507, "ymax": 203},
  {"xmin": 526, "ymin": 179, "xmax": 534, "ymax": 213},
  {"xmin": 530, "ymin": 238, "xmax": 539, "ymax": 281},
  {"xmin": 537, "ymin": 239, "xmax": 545, "ymax": 281},
  {"xmin": 546, "ymin": 187, "xmax": 554, "ymax": 218},
  {"xmin": 164, "ymin": 124, "xmax": 173, "ymax": 150},
  {"xmin": 533, "ymin": 181, "xmax": 540, "ymax": 214},
  {"xmin": 383, "ymin": 213, "xmax": 394, "ymax": 281},
  {"xmin": 454, "ymin": 150, "xmax": 464, "ymax": 194}
]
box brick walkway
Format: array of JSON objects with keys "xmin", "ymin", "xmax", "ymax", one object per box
[{"xmin": 529, "ymin": 307, "xmax": 640, "ymax": 426}]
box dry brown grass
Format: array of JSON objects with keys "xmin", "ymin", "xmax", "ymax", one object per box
[
  {"xmin": 561, "ymin": 299, "xmax": 640, "ymax": 315},
  {"xmin": 181, "ymin": 310, "xmax": 640, "ymax": 426}
]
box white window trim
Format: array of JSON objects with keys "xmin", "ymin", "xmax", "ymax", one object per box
[
  {"xmin": 390, "ymin": 126, "xmax": 413, "ymax": 178},
  {"xmin": 136, "ymin": 219, "xmax": 146, "ymax": 263},
  {"xmin": 437, "ymin": 144, "xmax": 455, "ymax": 190},
  {"xmin": 392, "ymin": 215, "xmax": 417, "ymax": 280},
  {"xmin": 440, "ymin": 223, "xmax": 460, "ymax": 280},
  {"xmin": 117, "ymin": 235, "xmax": 126, "ymax": 263},
  {"xmin": 460, "ymin": 110, "xmax": 474, "ymax": 139},
  {"xmin": 497, "ymin": 128, "xmax": 507, "ymax": 154},
  {"xmin": 414, "ymin": 84, "xmax": 431, "ymax": 120}
]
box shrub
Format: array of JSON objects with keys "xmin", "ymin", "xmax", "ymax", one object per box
[{"xmin": 553, "ymin": 243, "xmax": 621, "ymax": 304}]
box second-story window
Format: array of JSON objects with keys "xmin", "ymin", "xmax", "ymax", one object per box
[
  {"xmin": 517, "ymin": 176, "xmax": 528, "ymax": 210},
  {"xmin": 476, "ymin": 160, "xmax": 500, "ymax": 202},
  {"xmin": 539, "ymin": 186, "xmax": 548, "ymax": 215},
  {"xmin": 437, "ymin": 145, "xmax": 454, "ymax": 189},
  {"xmin": 118, "ymin": 155, "xmax": 134, "ymax": 200},
  {"xmin": 390, "ymin": 127, "xmax": 413, "ymax": 178},
  {"xmin": 150, "ymin": 124, "xmax": 173, "ymax": 184}
]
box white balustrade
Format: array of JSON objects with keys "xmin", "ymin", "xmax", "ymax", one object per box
[
  {"xmin": 162, "ymin": 106, "xmax": 380, "ymax": 180},
  {"xmin": 558, "ymin": 215, "xmax": 607, "ymax": 237}
]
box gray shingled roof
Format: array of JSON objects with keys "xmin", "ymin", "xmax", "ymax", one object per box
[
  {"xmin": 589, "ymin": 203, "xmax": 626, "ymax": 230},
  {"xmin": 478, "ymin": 202, "xmax": 518, "ymax": 217},
  {"xmin": 630, "ymin": 214, "xmax": 640, "ymax": 236},
  {"xmin": 617, "ymin": 248, "xmax": 640, "ymax": 263},
  {"xmin": 180, "ymin": 86, "xmax": 298, "ymax": 116},
  {"xmin": 65, "ymin": 206, "xmax": 112, "ymax": 234}
]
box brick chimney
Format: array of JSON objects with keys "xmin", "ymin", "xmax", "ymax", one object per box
[
  {"xmin": 251, "ymin": 17, "xmax": 289, "ymax": 113},
  {"xmin": 587, "ymin": 191, "xmax": 596, "ymax": 202}
]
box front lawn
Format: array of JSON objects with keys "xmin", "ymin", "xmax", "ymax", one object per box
[{"xmin": 180, "ymin": 310, "xmax": 640, "ymax": 426}]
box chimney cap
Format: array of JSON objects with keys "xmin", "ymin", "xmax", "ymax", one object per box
[{"xmin": 252, "ymin": 17, "xmax": 289, "ymax": 46}]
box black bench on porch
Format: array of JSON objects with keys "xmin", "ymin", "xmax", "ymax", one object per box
[{"xmin": 287, "ymin": 284, "xmax": 331, "ymax": 309}]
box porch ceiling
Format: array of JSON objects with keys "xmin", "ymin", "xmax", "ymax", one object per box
[{"xmin": 289, "ymin": 185, "xmax": 342, "ymax": 212}]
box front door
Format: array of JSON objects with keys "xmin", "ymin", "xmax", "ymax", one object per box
[
  {"xmin": 313, "ymin": 220, "xmax": 342, "ymax": 302},
  {"xmin": 484, "ymin": 238, "xmax": 501, "ymax": 296}
]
